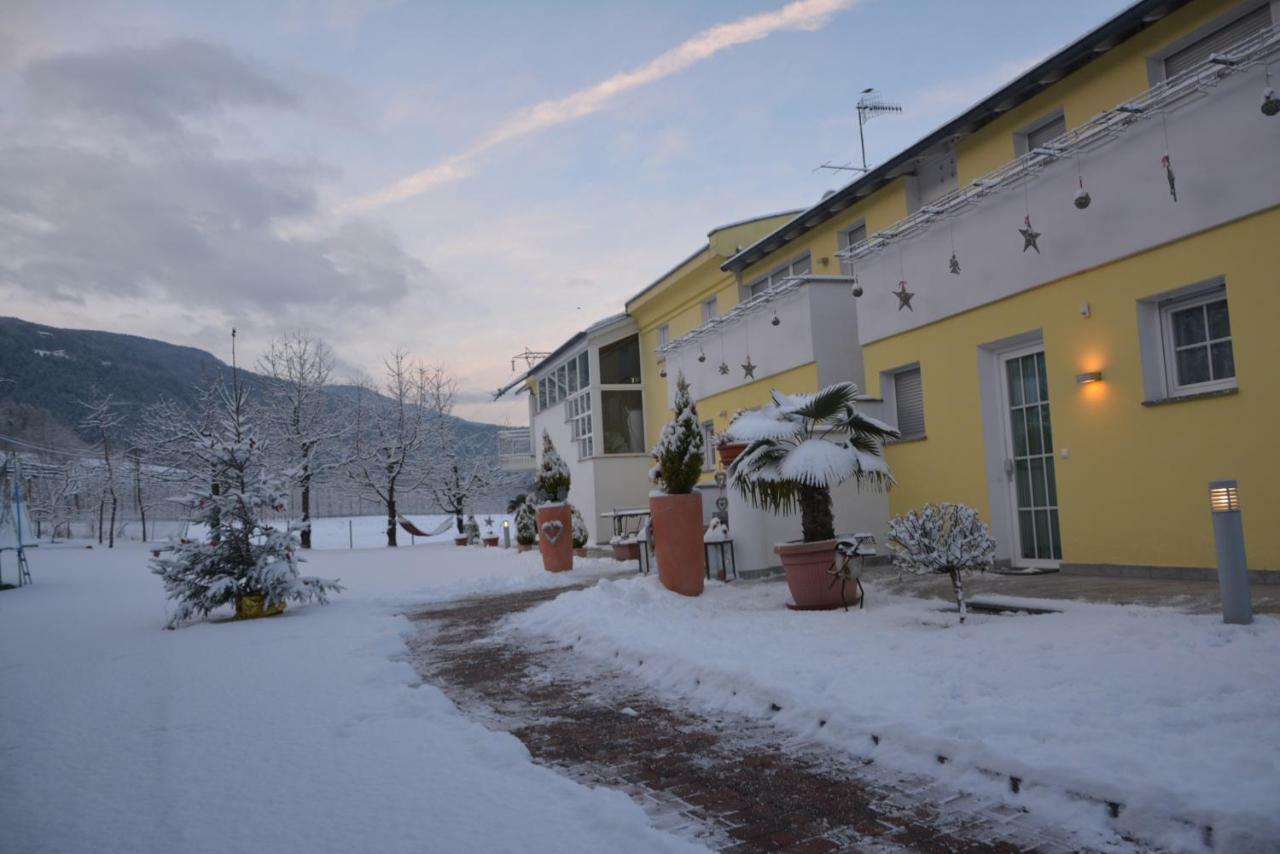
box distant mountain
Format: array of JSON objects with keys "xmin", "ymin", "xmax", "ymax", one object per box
[{"xmin": 0, "ymin": 316, "xmax": 505, "ymax": 451}]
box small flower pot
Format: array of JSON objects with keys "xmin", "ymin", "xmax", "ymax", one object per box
[
  {"xmin": 235, "ymin": 594, "xmax": 286, "ymax": 620},
  {"xmin": 482, "ymin": 536, "xmax": 500, "ymax": 547},
  {"xmin": 517, "ymin": 543, "xmax": 535, "ymax": 553},
  {"xmin": 453, "ymin": 536, "xmax": 468, "ymax": 547},
  {"xmin": 536, "ymin": 504, "xmax": 574, "ymax": 572},
  {"xmin": 612, "ymin": 541, "xmax": 641, "ymax": 561},
  {"xmin": 775, "ymin": 539, "xmax": 860, "ymax": 610},
  {"xmin": 650, "ymin": 492, "xmax": 705, "ymax": 596},
  {"xmin": 573, "ymin": 547, "xmax": 588, "ymax": 558},
  {"xmin": 717, "ymin": 442, "xmax": 748, "ymax": 468}
]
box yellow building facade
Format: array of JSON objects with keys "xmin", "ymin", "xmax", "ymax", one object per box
[{"xmin": 634, "ymin": 0, "xmax": 1279, "ymax": 576}]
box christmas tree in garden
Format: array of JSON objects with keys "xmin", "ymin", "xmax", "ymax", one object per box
[
  {"xmin": 571, "ymin": 505, "xmax": 589, "ymax": 549},
  {"xmin": 535, "ymin": 430, "xmax": 570, "ymax": 503},
  {"xmin": 151, "ymin": 332, "xmax": 342, "ymax": 628},
  {"xmin": 514, "ymin": 500, "xmax": 537, "ymax": 546},
  {"xmin": 652, "ymin": 373, "xmax": 703, "ymax": 495}
]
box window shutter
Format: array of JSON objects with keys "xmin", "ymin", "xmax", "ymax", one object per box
[
  {"xmin": 894, "ymin": 368, "xmax": 924, "ymax": 438},
  {"xmin": 1027, "ymin": 115, "xmax": 1066, "ymax": 151},
  {"xmin": 1164, "ymin": 5, "xmax": 1271, "ymax": 79}
]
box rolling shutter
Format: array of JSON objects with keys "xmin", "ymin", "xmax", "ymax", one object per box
[
  {"xmin": 894, "ymin": 368, "xmax": 925, "ymax": 439},
  {"xmin": 1163, "ymin": 5, "xmax": 1271, "ymax": 79}
]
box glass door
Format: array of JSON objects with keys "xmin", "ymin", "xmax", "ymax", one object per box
[{"xmin": 1000, "ymin": 348, "xmax": 1061, "ymax": 567}]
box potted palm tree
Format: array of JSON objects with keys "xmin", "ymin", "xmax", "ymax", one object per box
[
  {"xmin": 650, "ymin": 374, "xmax": 706, "ymax": 596},
  {"xmin": 727, "ymin": 382, "xmax": 897, "ymax": 609},
  {"xmin": 534, "ymin": 431, "xmax": 573, "ymax": 572}
]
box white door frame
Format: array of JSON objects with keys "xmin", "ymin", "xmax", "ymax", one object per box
[{"xmin": 995, "ymin": 343, "xmax": 1062, "ymax": 570}]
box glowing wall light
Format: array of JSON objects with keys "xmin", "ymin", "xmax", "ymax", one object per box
[{"xmin": 1075, "ymin": 371, "xmax": 1103, "ymax": 384}]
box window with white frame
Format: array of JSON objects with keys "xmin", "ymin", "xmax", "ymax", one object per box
[
  {"xmin": 535, "ymin": 350, "xmax": 590, "ymax": 413},
  {"xmin": 746, "ymin": 252, "xmax": 811, "ymax": 299},
  {"xmin": 1161, "ymin": 287, "xmax": 1236, "ymax": 395},
  {"xmin": 701, "ymin": 420, "xmax": 716, "ymax": 471},
  {"xmin": 891, "ymin": 366, "xmax": 925, "ymax": 440},
  {"xmin": 566, "ymin": 390, "xmax": 593, "ymax": 459},
  {"xmin": 1160, "ymin": 3, "xmax": 1272, "ymax": 80},
  {"xmin": 701, "ymin": 296, "xmax": 718, "ymax": 324}
]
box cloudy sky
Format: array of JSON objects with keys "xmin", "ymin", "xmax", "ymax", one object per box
[{"xmin": 1, "ymin": 0, "xmax": 1129, "ymax": 423}]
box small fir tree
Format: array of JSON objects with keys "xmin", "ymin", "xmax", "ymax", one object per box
[
  {"xmin": 652, "ymin": 374, "xmax": 704, "ymax": 495},
  {"xmin": 886, "ymin": 502, "xmax": 995, "ymax": 624},
  {"xmin": 534, "ymin": 431, "xmax": 570, "ymax": 503},
  {"xmin": 571, "ymin": 505, "xmax": 589, "ymax": 549},
  {"xmin": 151, "ymin": 374, "xmax": 342, "ymax": 628},
  {"xmin": 514, "ymin": 501, "xmax": 537, "ymax": 546}
]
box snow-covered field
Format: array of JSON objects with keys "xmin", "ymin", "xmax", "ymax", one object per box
[
  {"xmin": 509, "ymin": 575, "xmax": 1280, "ymax": 850},
  {"xmin": 0, "ymin": 542, "xmax": 702, "ymax": 854}
]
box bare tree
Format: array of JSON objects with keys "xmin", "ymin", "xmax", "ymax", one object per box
[
  {"xmin": 79, "ymin": 390, "xmax": 126, "ymax": 548},
  {"xmin": 258, "ymin": 333, "xmax": 347, "ymax": 549},
  {"xmin": 424, "ymin": 369, "xmax": 511, "ymax": 534},
  {"xmin": 348, "ymin": 351, "xmax": 432, "ymax": 547}
]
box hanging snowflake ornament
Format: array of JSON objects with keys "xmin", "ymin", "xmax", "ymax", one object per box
[
  {"xmin": 1018, "ymin": 215, "xmax": 1041, "ymax": 254},
  {"xmin": 948, "ymin": 251, "xmax": 961, "ymax": 275},
  {"xmin": 718, "ymin": 361, "xmax": 730, "ymax": 375},
  {"xmin": 894, "ymin": 281, "xmax": 915, "ymax": 311},
  {"xmin": 1161, "ymin": 153, "xmax": 1178, "ymax": 202}
]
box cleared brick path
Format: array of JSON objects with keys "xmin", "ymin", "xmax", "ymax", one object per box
[{"xmin": 407, "ymin": 583, "xmax": 1144, "ymax": 853}]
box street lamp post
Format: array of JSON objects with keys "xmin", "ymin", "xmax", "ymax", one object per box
[{"xmin": 1208, "ymin": 480, "xmax": 1252, "ymax": 625}]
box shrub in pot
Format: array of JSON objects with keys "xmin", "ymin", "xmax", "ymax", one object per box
[
  {"xmin": 650, "ymin": 374, "xmax": 706, "ymax": 596},
  {"xmin": 714, "ymin": 429, "xmax": 748, "ymax": 468},
  {"xmin": 571, "ymin": 505, "xmax": 589, "ymax": 557},
  {"xmin": 727, "ymin": 382, "xmax": 897, "ymax": 610},
  {"xmin": 514, "ymin": 501, "xmax": 537, "ymax": 553},
  {"xmin": 534, "ymin": 430, "xmax": 573, "ymax": 572},
  {"xmin": 887, "ymin": 503, "xmax": 995, "ymax": 623}
]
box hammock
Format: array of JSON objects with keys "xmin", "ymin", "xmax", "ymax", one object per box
[{"xmin": 397, "ymin": 515, "xmax": 454, "ymax": 538}]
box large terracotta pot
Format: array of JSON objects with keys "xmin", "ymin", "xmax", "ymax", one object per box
[
  {"xmin": 650, "ymin": 492, "xmax": 705, "ymax": 597},
  {"xmin": 775, "ymin": 539, "xmax": 860, "ymax": 610},
  {"xmin": 536, "ymin": 504, "xmax": 574, "ymax": 573},
  {"xmin": 717, "ymin": 442, "xmax": 748, "ymax": 468}
]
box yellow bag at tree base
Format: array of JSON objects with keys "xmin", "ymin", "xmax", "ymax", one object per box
[{"xmin": 235, "ymin": 594, "xmax": 286, "ymax": 620}]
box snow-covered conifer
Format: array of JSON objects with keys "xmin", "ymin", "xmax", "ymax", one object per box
[
  {"xmin": 652, "ymin": 373, "xmax": 703, "ymax": 495},
  {"xmin": 886, "ymin": 502, "xmax": 995, "ymax": 624},
  {"xmin": 514, "ymin": 500, "xmax": 537, "ymax": 546},
  {"xmin": 570, "ymin": 505, "xmax": 589, "ymax": 548},
  {"xmin": 534, "ymin": 431, "xmax": 570, "ymax": 503}
]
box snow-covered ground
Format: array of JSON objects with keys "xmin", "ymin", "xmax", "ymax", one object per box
[
  {"xmin": 0, "ymin": 542, "xmax": 702, "ymax": 854},
  {"xmin": 508, "ymin": 575, "xmax": 1280, "ymax": 850}
]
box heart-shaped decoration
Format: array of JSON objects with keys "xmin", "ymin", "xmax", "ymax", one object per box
[{"xmin": 540, "ymin": 519, "xmax": 564, "ymax": 545}]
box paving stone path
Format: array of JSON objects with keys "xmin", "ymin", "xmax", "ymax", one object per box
[{"xmin": 407, "ymin": 583, "xmax": 1142, "ymax": 854}]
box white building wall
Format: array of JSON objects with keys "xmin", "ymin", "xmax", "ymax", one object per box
[{"xmin": 531, "ymin": 400, "xmax": 595, "ymax": 540}]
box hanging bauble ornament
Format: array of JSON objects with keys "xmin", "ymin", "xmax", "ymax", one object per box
[
  {"xmin": 697, "ymin": 348, "xmax": 707, "ymax": 363},
  {"xmin": 1018, "ymin": 215, "xmax": 1041, "ymax": 254},
  {"xmin": 1074, "ymin": 177, "xmax": 1091, "ymax": 209},
  {"xmin": 948, "ymin": 251, "xmax": 961, "ymax": 275},
  {"xmin": 1161, "ymin": 153, "xmax": 1178, "ymax": 202},
  {"xmin": 1263, "ymin": 88, "xmax": 1279, "ymax": 117},
  {"xmin": 851, "ymin": 284, "xmax": 863, "ymax": 298},
  {"xmin": 770, "ymin": 308, "xmax": 781, "ymax": 327},
  {"xmin": 659, "ymin": 367, "xmax": 668, "ymax": 378}
]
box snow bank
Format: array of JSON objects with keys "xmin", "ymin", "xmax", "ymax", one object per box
[
  {"xmin": 0, "ymin": 544, "xmax": 695, "ymax": 853},
  {"xmin": 507, "ymin": 575, "xmax": 1280, "ymax": 845}
]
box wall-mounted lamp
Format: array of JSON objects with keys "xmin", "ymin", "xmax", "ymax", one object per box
[
  {"xmin": 1208, "ymin": 479, "xmax": 1251, "ymax": 624},
  {"xmin": 1075, "ymin": 371, "xmax": 1103, "ymax": 384}
]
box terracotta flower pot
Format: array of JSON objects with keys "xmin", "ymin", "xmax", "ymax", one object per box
[
  {"xmin": 717, "ymin": 442, "xmax": 748, "ymax": 468},
  {"xmin": 775, "ymin": 539, "xmax": 860, "ymax": 610},
  {"xmin": 482, "ymin": 536, "xmax": 500, "ymax": 547},
  {"xmin": 650, "ymin": 492, "xmax": 705, "ymax": 596},
  {"xmin": 612, "ymin": 541, "xmax": 640, "ymax": 561},
  {"xmin": 453, "ymin": 536, "xmax": 468, "ymax": 546},
  {"xmin": 573, "ymin": 547, "xmax": 588, "ymax": 558},
  {"xmin": 536, "ymin": 504, "xmax": 574, "ymax": 572},
  {"xmin": 517, "ymin": 543, "xmax": 534, "ymax": 553},
  {"xmin": 235, "ymin": 594, "xmax": 286, "ymax": 620}
]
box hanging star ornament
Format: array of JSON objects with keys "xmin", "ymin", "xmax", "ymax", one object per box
[
  {"xmin": 1161, "ymin": 153, "xmax": 1177, "ymax": 202},
  {"xmin": 718, "ymin": 361, "xmax": 730, "ymax": 375},
  {"xmin": 894, "ymin": 281, "xmax": 915, "ymax": 311},
  {"xmin": 1018, "ymin": 215, "xmax": 1041, "ymax": 254},
  {"xmin": 741, "ymin": 357, "xmax": 757, "ymax": 379},
  {"xmin": 948, "ymin": 251, "xmax": 961, "ymax": 275}
]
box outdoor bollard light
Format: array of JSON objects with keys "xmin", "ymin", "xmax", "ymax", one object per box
[
  {"xmin": 1208, "ymin": 480, "xmax": 1252, "ymax": 625},
  {"xmin": 502, "ymin": 519, "xmax": 510, "ymax": 549}
]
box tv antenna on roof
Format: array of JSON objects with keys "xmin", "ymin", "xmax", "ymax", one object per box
[
  {"xmin": 510, "ymin": 348, "xmax": 551, "ymax": 372},
  {"xmin": 816, "ymin": 88, "xmax": 903, "ymax": 175}
]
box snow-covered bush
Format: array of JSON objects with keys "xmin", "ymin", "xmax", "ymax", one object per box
[
  {"xmin": 887, "ymin": 502, "xmax": 995, "ymax": 624},
  {"xmin": 151, "ymin": 379, "xmax": 342, "ymax": 628},
  {"xmin": 534, "ymin": 431, "xmax": 570, "ymax": 503},
  {"xmin": 727, "ymin": 382, "xmax": 897, "ymax": 542},
  {"xmin": 570, "ymin": 505, "xmax": 589, "ymax": 549},
  {"xmin": 652, "ymin": 373, "xmax": 703, "ymax": 495},
  {"xmin": 514, "ymin": 501, "xmax": 537, "ymax": 546}
]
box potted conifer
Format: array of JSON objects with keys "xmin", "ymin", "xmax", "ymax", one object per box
[
  {"xmin": 571, "ymin": 506, "xmax": 589, "ymax": 557},
  {"xmin": 650, "ymin": 374, "xmax": 706, "ymax": 596},
  {"xmin": 514, "ymin": 501, "xmax": 537, "ymax": 552},
  {"xmin": 727, "ymin": 382, "xmax": 897, "ymax": 609},
  {"xmin": 534, "ymin": 431, "xmax": 573, "ymax": 572}
]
